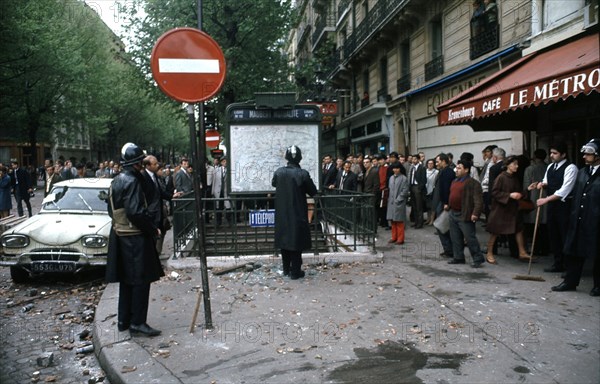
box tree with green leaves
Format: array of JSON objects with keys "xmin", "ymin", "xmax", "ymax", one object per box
[{"xmin": 0, "ymin": 0, "xmax": 188, "ymax": 166}]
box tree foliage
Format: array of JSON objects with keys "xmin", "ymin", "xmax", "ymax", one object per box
[{"xmin": 0, "ymin": 0, "xmax": 188, "ymax": 165}]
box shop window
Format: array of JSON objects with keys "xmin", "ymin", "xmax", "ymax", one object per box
[{"xmin": 470, "ymin": 0, "xmax": 499, "ymax": 60}]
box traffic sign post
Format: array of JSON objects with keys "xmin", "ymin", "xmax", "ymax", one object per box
[
  {"xmin": 151, "ymin": 28, "xmax": 226, "ymax": 103},
  {"xmin": 151, "ymin": 26, "xmax": 227, "ymax": 330}
]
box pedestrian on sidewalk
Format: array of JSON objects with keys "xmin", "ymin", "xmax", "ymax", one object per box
[
  {"xmin": 447, "ymin": 159, "xmax": 485, "ymax": 267},
  {"xmin": 386, "ymin": 163, "xmax": 409, "ymax": 245},
  {"xmin": 272, "ymin": 145, "xmax": 318, "ymax": 279},
  {"xmin": 106, "ymin": 143, "xmax": 164, "ymax": 337},
  {"xmin": 552, "ymin": 138, "xmax": 600, "ymax": 296}
]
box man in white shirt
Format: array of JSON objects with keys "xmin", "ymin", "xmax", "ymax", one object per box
[{"xmin": 531, "ymin": 143, "xmax": 578, "ymax": 273}]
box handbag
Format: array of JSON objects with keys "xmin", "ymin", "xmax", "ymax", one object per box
[
  {"xmin": 433, "ymin": 210, "xmax": 450, "ymax": 234},
  {"xmin": 109, "ymin": 185, "xmax": 143, "ymax": 236},
  {"xmin": 518, "ymin": 199, "xmax": 535, "ymax": 212}
]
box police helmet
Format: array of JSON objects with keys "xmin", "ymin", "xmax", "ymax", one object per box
[
  {"xmin": 285, "ymin": 145, "xmax": 302, "ymax": 164},
  {"xmin": 120, "ymin": 142, "xmax": 144, "ymax": 166},
  {"xmin": 581, "ymin": 138, "xmax": 600, "ymax": 156}
]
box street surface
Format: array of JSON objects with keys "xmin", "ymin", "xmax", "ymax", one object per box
[{"xmin": 0, "ymin": 191, "xmax": 109, "ymax": 384}]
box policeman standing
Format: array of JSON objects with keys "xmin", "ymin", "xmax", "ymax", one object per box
[
  {"xmin": 272, "ymin": 146, "xmax": 318, "ymax": 279},
  {"xmin": 106, "ymin": 143, "xmax": 164, "ymax": 336},
  {"xmin": 552, "ymin": 138, "xmax": 600, "ymax": 296}
]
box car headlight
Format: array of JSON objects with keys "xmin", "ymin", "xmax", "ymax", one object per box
[
  {"xmin": 1, "ymin": 235, "xmax": 30, "ymax": 248},
  {"xmin": 81, "ymin": 235, "xmax": 108, "ymax": 248}
]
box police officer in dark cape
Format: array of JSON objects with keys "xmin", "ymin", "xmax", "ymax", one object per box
[
  {"xmin": 106, "ymin": 143, "xmax": 164, "ymax": 336},
  {"xmin": 272, "ymin": 145, "xmax": 318, "ymax": 279}
]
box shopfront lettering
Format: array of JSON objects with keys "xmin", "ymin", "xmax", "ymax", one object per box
[
  {"xmin": 447, "ymin": 106, "xmax": 475, "ymax": 121},
  {"xmin": 532, "ymin": 68, "xmax": 600, "ymax": 103},
  {"xmin": 427, "ymin": 75, "xmax": 486, "ymax": 115},
  {"xmin": 482, "ymin": 97, "xmax": 501, "ymax": 112},
  {"xmin": 508, "ymin": 89, "xmax": 528, "ymax": 108}
]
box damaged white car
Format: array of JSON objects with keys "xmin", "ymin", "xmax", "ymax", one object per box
[{"xmin": 1, "ymin": 178, "xmax": 113, "ymax": 283}]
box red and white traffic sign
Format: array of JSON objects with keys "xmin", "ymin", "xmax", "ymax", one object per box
[
  {"xmin": 151, "ymin": 28, "xmax": 226, "ymax": 103},
  {"xmin": 205, "ymin": 129, "xmax": 221, "ymax": 149}
]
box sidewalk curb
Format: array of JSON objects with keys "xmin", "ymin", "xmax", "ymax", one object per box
[{"xmin": 93, "ymin": 284, "xmax": 181, "ymax": 384}]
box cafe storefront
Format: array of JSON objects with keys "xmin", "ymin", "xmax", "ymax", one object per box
[{"xmin": 437, "ymin": 32, "xmax": 600, "ymax": 167}]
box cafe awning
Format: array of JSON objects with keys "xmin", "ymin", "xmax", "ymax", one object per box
[{"xmin": 437, "ymin": 33, "xmax": 599, "ymax": 131}]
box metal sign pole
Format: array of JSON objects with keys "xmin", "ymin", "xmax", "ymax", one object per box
[{"xmin": 188, "ymin": 103, "xmax": 212, "ymax": 330}]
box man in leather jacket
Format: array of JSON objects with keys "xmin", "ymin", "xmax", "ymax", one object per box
[{"xmin": 106, "ymin": 143, "xmax": 164, "ymax": 337}]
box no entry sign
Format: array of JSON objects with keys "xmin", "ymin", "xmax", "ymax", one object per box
[{"xmin": 151, "ymin": 28, "xmax": 226, "ymax": 103}]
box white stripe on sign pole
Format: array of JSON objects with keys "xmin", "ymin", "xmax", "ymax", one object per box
[{"xmin": 158, "ymin": 58, "xmax": 220, "ymax": 73}]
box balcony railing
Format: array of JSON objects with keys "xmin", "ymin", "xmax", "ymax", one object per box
[
  {"xmin": 396, "ymin": 73, "xmax": 411, "ymax": 94},
  {"xmin": 337, "ymin": 0, "xmax": 351, "ymax": 22},
  {"xmin": 424, "ymin": 55, "xmax": 444, "ymax": 81},
  {"xmin": 470, "ymin": 24, "xmax": 499, "ymax": 60},
  {"xmin": 312, "ymin": 12, "xmax": 337, "ymax": 47},
  {"xmin": 340, "ymin": 0, "xmax": 407, "ymax": 63},
  {"xmin": 377, "ymin": 87, "xmax": 390, "ymax": 102}
]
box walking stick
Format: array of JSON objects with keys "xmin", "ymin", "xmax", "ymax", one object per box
[
  {"xmin": 189, "ymin": 288, "xmax": 204, "ymax": 333},
  {"xmin": 514, "ymin": 188, "xmax": 545, "ymax": 282}
]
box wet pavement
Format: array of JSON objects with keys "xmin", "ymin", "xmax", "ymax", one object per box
[{"xmin": 94, "ymin": 221, "xmax": 600, "ymax": 384}]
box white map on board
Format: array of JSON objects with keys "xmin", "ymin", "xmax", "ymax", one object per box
[{"xmin": 229, "ymin": 124, "xmax": 320, "ymax": 193}]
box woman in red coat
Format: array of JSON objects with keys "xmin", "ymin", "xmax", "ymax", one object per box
[{"xmin": 485, "ymin": 156, "xmax": 529, "ymax": 264}]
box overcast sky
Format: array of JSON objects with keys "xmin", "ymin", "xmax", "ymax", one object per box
[{"xmin": 85, "ymin": 0, "xmax": 145, "ymax": 41}]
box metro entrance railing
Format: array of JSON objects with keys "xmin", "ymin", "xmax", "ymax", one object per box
[{"xmin": 171, "ymin": 189, "xmax": 377, "ymax": 259}]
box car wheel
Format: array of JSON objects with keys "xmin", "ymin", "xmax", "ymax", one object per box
[{"xmin": 10, "ymin": 266, "xmax": 30, "ymax": 284}]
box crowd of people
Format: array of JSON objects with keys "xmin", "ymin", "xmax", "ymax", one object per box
[{"xmin": 320, "ymin": 138, "xmax": 600, "ymax": 296}]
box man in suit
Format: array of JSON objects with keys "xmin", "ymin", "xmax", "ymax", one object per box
[
  {"xmin": 321, "ymin": 154, "xmax": 337, "ymax": 190},
  {"xmin": 212, "ymin": 157, "xmax": 232, "ymax": 226},
  {"xmin": 142, "ymin": 156, "xmax": 182, "ymax": 255},
  {"xmin": 44, "ymin": 163, "xmax": 62, "ymax": 197},
  {"xmin": 175, "ymin": 158, "xmax": 193, "ymax": 194},
  {"xmin": 409, "ymin": 154, "xmax": 427, "ymax": 228},
  {"xmin": 9, "ymin": 160, "xmax": 33, "ymax": 217},
  {"xmin": 331, "ymin": 161, "xmax": 357, "ymax": 191},
  {"xmin": 362, "ymin": 156, "xmax": 380, "ymax": 231}
]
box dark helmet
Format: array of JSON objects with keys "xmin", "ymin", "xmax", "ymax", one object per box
[
  {"xmin": 120, "ymin": 142, "xmax": 144, "ymax": 166},
  {"xmin": 581, "ymin": 138, "xmax": 600, "ymax": 156},
  {"xmin": 285, "ymin": 145, "xmax": 302, "ymax": 164}
]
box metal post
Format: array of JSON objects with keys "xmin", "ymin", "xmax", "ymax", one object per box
[
  {"xmin": 187, "ymin": 103, "xmax": 212, "ymax": 329},
  {"xmin": 197, "ymin": 0, "xmax": 212, "ymax": 330}
]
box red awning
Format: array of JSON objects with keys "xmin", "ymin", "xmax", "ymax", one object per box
[{"xmin": 437, "ymin": 33, "xmax": 600, "ymax": 129}]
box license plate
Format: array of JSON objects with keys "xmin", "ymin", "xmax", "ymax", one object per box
[{"xmin": 31, "ymin": 262, "xmax": 76, "ymax": 273}]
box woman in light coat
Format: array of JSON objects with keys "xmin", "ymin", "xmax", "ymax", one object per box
[{"xmin": 386, "ymin": 163, "xmax": 409, "ymax": 245}]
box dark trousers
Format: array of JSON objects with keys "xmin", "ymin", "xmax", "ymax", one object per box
[
  {"xmin": 448, "ymin": 211, "xmax": 484, "ymax": 263},
  {"xmin": 547, "ymin": 200, "xmax": 571, "ymax": 268},
  {"xmin": 410, "ymin": 185, "xmax": 424, "ymax": 227},
  {"xmin": 14, "ymin": 190, "xmax": 32, "ymax": 217},
  {"xmin": 482, "ymin": 192, "xmax": 491, "ymax": 220},
  {"xmin": 118, "ymin": 283, "xmax": 151, "ymax": 325},
  {"xmin": 436, "ymin": 203, "xmax": 453, "ymax": 255},
  {"xmin": 281, "ymin": 249, "xmax": 302, "ymax": 277},
  {"xmin": 564, "ymin": 255, "xmax": 600, "ymax": 288}
]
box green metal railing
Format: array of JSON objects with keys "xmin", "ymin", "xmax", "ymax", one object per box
[{"xmin": 171, "ymin": 190, "xmax": 377, "ymax": 258}]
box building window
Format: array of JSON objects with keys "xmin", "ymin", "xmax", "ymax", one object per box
[
  {"xmin": 397, "ymin": 40, "xmax": 411, "ymax": 94},
  {"xmin": 378, "ymin": 56, "xmax": 388, "ymax": 102},
  {"xmin": 361, "ymin": 69, "xmax": 370, "ymax": 107},
  {"xmin": 425, "ymin": 18, "xmax": 443, "ymax": 81},
  {"xmin": 470, "ymin": 0, "xmax": 499, "ymax": 60},
  {"xmin": 531, "ymin": 0, "xmax": 585, "ymax": 34}
]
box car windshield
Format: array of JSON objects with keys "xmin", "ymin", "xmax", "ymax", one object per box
[{"xmin": 42, "ymin": 186, "xmax": 109, "ymax": 212}]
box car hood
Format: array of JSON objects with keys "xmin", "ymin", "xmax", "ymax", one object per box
[{"xmin": 4, "ymin": 213, "xmax": 111, "ymax": 245}]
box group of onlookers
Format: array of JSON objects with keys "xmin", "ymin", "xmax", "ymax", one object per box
[{"xmin": 322, "ymin": 138, "xmax": 600, "ymax": 296}]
